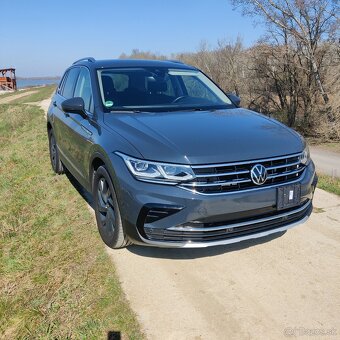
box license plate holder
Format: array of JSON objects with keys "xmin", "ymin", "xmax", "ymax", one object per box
[{"xmin": 277, "ymin": 184, "xmax": 301, "ymax": 210}]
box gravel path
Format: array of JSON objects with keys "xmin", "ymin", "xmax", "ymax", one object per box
[
  {"xmin": 0, "ymin": 90, "xmax": 38, "ymax": 104},
  {"xmin": 310, "ymin": 146, "xmax": 340, "ymax": 178}
]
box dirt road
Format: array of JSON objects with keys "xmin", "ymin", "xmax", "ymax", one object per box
[
  {"xmin": 0, "ymin": 90, "xmax": 38, "ymax": 104},
  {"xmin": 107, "ymin": 188, "xmax": 340, "ymax": 339},
  {"xmin": 310, "ymin": 146, "xmax": 340, "ymax": 178}
]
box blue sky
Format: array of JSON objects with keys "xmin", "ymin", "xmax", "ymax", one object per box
[{"xmin": 0, "ymin": 0, "xmax": 264, "ymax": 77}]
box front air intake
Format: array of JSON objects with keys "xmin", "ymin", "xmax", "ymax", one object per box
[{"xmin": 136, "ymin": 204, "xmax": 183, "ymax": 238}]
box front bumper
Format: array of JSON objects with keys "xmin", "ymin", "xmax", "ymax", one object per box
[{"xmin": 111, "ymin": 154, "xmax": 317, "ymax": 248}]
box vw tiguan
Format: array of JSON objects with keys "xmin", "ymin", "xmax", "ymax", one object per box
[{"xmin": 47, "ymin": 58, "xmax": 317, "ymax": 248}]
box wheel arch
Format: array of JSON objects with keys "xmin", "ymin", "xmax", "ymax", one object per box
[
  {"xmin": 47, "ymin": 121, "xmax": 52, "ymax": 132},
  {"xmin": 89, "ymin": 152, "xmax": 114, "ymax": 192}
]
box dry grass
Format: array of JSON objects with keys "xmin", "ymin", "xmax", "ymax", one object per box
[
  {"xmin": 317, "ymin": 174, "xmax": 340, "ymax": 196},
  {"xmin": 307, "ymin": 138, "xmax": 340, "ymax": 153},
  {"xmin": 0, "ymin": 94, "xmax": 143, "ymax": 339}
]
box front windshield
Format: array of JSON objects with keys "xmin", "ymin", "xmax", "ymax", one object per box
[{"xmin": 97, "ymin": 67, "xmax": 233, "ymax": 112}]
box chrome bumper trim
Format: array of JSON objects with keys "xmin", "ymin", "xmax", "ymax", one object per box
[
  {"xmin": 136, "ymin": 203, "xmax": 312, "ymax": 248},
  {"xmin": 168, "ymin": 200, "xmax": 311, "ymax": 232}
]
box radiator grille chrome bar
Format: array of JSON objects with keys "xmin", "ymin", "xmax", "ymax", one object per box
[{"xmin": 179, "ymin": 152, "xmax": 306, "ymax": 194}]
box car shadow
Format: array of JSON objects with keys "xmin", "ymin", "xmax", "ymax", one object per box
[
  {"xmin": 65, "ymin": 170, "xmax": 287, "ymax": 260},
  {"xmin": 65, "ymin": 170, "xmax": 94, "ymax": 209}
]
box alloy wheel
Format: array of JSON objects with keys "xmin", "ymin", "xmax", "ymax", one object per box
[{"xmin": 97, "ymin": 177, "xmax": 116, "ymax": 236}]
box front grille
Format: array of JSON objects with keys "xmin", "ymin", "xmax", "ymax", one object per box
[
  {"xmin": 179, "ymin": 152, "xmax": 306, "ymax": 194},
  {"xmin": 144, "ymin": 200, "xmax": 312, "ymax": 243}
]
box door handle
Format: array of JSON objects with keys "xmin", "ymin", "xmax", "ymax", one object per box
[
  {"xmin": 64, "ymin": 112, "xmax": 70, "ymax": 117},
  {"xmin": 52, "ymin": 100, "xmax": 57, "ymax": 107}
]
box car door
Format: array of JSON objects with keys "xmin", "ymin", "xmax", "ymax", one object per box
[
  {"xmin": 51, "ymin": 70, "xmax": 69, "ymax": 152},
  {"xmin": 52, "ymin": 67, "xmax": 82, "ymax": 177},
  {"xmin": 64, "ymin": 67, "xmax": 97, "ymax": 184}
]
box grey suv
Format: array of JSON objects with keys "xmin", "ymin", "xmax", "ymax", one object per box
[{"xmin": 47, "ymin": 58, "xmax": 317, "ymax": 248}]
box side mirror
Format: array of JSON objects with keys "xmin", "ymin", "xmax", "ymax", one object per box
[
  {"xmin": 61, "ymin": 97, "xmax": 87, "ymax": 118},
  {"xmin": 227, "ymin": 93, "xmax": 241, "ymax": 107}
]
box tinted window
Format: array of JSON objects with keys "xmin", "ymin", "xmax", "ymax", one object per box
[
  {"xmin": 62, "ymin": 68, "xmax": 80, "ymax": 99},
  {"xmin": 98, "ymin": 68, "xmax": 232, "ymax": 111},
  {"xmin": 74, "ymin": 68, "xmax": 93, "ymax": 112}
]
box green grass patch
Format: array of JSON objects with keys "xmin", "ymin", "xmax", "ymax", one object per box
[
  {"xmin": 317, "ymin": 174, "xmax": 340, "ymax": 196},
  {"xmin": 0, "ymin": 88, "xmax": 143, "ymax": 339}
]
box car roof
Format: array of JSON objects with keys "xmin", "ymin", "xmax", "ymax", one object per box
[{"xmin": 72, "ymin": 58, "xmax": 197, "ymax": 70}]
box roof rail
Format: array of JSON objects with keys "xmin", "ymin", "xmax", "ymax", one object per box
[
  {"xmin": 73, "ymin": 57, "xmax": 95, "ymax": 65},
  {"xmin": 166, "ymin": 59, "xmax": 184, "ymax": 64}
]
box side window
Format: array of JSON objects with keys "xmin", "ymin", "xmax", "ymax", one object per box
[
  {"xmin": 62, "ymin": 68, "xmax": 80, "ymax": 99},
  {"xmin": 74, "ymin": 68, "xmax": 93, "ymax": 112},
  {"xmin": 57, "ymin": 71, "xmax": 68, "ymax": 94}
]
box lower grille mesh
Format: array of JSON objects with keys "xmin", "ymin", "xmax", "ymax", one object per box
[{"xmin": 144, "ymin": 201, "xmax": 312, "ymax": 243}]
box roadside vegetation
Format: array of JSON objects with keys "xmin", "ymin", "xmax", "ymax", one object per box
[
  {"xmin": 0, "ymin": 88, "xmax": 143, "ymax": 339},
  {"xmin": 317, "ymin": 174, "xmax": 340, "ymax": 197}
]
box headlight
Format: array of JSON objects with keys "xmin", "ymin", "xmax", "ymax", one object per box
[
  {"xmin": 299, "ymin": 146, "xmax": 310, "ymax": 165},
  {"xmin": 116, "ymin": 152, "xmax": 195, "ymax": 184}
]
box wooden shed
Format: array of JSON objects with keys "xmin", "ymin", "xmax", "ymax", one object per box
[{"xmin": 0, "ymin": 68, "xmax": 17, "ymax": 91}]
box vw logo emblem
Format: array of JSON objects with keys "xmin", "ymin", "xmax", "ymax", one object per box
[{"xmin": 250, "ymin": 164, "xmax": 268, "ymax": 185}]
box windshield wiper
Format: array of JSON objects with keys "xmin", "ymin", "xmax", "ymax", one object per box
[
  {"xmin": 110, "ymin": 109, "xmax": 142, "ymax": 113},
  {"xmin": 109, "ymin": 107, "xmax": 216, "ymax": 113},
  {"xmin": 178, "ymin": 107, "xmax": 214, "ymax": 112}
]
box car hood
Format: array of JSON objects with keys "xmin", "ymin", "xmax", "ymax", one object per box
[{"xmin": 104, "ymin": 108, "xmax": 303, "ymax": 164}]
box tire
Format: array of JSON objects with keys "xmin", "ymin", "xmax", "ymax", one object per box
[
  {"xmin": 48, "ymin": 130, "xmax": 64, "ymax": 174},
  {"xmin": 93, "ymin": 166, "xmax": 130, "ymax": 249}
]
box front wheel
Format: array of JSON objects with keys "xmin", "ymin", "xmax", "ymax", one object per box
[{"xmin": 93, "ymin": 166, "xmax": 130, "ymax": 249}]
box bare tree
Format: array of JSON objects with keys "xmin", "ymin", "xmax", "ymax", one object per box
[
  {"xmin": 246, "ymin": 37, "xmax": 301, "ymax": 126},
  {"xmin": 175, "ymin": 39, "xmax": 246, "ymax": 96},
  {"xmin": 215, "ymin": 37, "xmax": 245, "ymax": 95},
  {"xmin": 119, "ymin": 49, "xmax": 167, "ymax": 60},
  {"xmin": 231, "ymin": 0, "xmax": 339, "ymax": 104}
]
